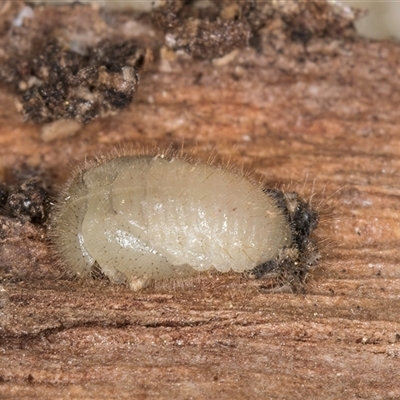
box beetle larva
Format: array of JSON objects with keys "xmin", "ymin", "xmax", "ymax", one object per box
[{"xmin": 51, "ymin": 153, "xmax": 319, "ymax": 290}]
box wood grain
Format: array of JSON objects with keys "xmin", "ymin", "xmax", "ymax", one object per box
[{"xmin": 0, "ymin": 3, "xmax": 400, "ymax": 399}]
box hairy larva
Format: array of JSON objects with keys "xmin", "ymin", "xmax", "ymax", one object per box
[{"xmin": 51, "ymin": 153, "xmax": 319, "ymax": 291}]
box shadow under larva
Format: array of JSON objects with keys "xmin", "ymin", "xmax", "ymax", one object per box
[{"xmin": 50, "ymin": 150, "xmax": 319, "ymax": 292}]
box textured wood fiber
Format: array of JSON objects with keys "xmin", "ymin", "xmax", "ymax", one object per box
[{"xmin": 0, "ymin": 5, "xmax": 400, "ymax": 400}]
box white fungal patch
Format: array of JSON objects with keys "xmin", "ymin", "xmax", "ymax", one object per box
[{"xmin": 52, "ymin": 152, "xmax": 298, "ymax": 289}]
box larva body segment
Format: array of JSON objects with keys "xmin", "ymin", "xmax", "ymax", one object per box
[{"xmin": 53, "ymin": 155, "xmax": 294, "ymax": 286}]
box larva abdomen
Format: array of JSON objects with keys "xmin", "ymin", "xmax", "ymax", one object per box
[{"xmin": 53, "ymin": 155, "xmax": 293, "ymax": 286}]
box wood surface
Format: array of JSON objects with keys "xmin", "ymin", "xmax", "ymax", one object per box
[{"xmin": 0, "ymin": 2, "xmax": 400, "ymax": 399}]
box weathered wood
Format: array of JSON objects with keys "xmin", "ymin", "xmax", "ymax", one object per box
[{"xmin": 0, "ymin": 2, "xmax": 400, "ymax": 399}]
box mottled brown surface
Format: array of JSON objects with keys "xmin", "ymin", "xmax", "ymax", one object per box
[{"xmin": 1, "ymin": 2, "xmax": 400, "ymax": 400}]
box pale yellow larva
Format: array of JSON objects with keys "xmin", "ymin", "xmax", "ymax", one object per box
[{"xmin": 51, "ymin": 153, "xmax": 319, "ymax": 291}]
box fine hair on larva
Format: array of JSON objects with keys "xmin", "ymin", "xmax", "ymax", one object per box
[{"xmin": 50, "ymin": 147, "xmax": 320, "ymax": 292}]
